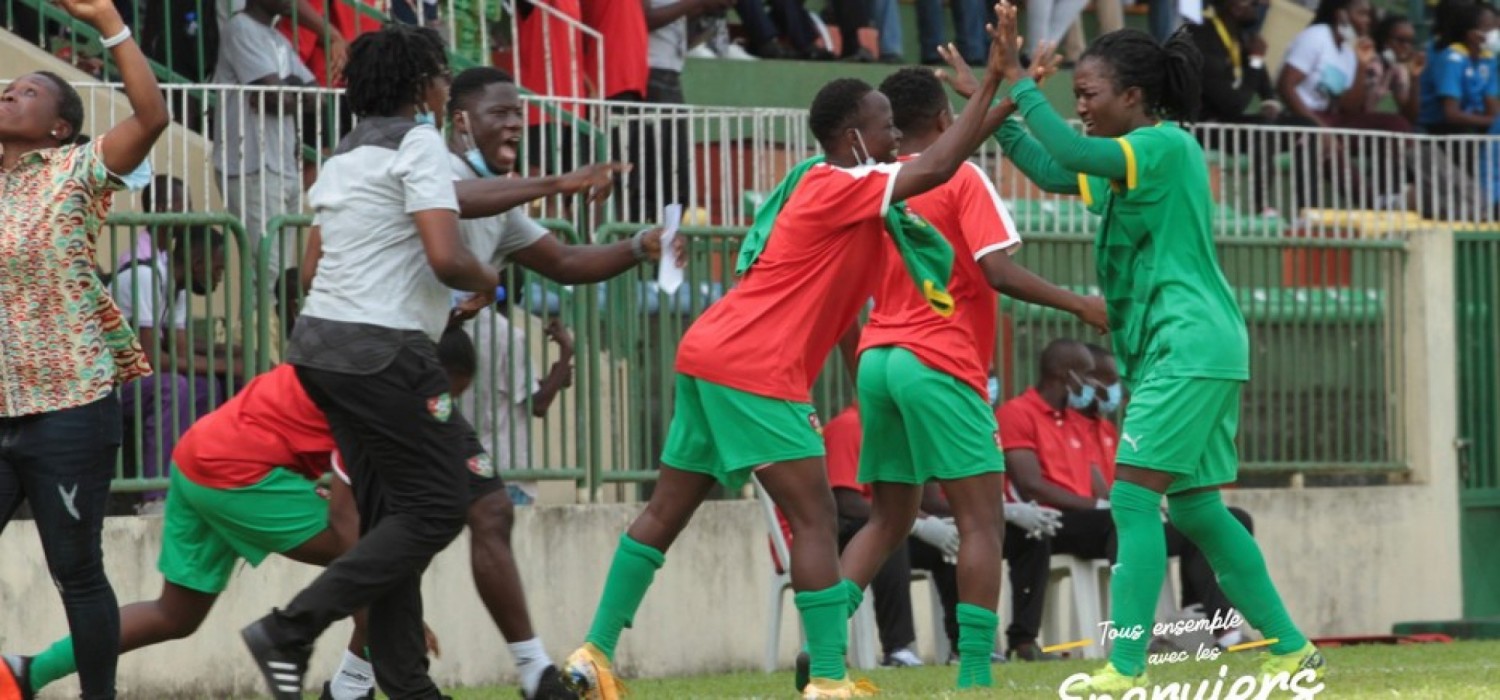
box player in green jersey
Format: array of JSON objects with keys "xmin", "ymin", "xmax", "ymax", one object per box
[{"xmin": 982, "ymin": 21, "xmax": 1324, "ymax": 694}]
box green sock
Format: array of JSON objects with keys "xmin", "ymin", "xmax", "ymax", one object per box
[
  {"xmin": 1167, "ymin": 490, "xmax": 1309, "ymax": 654},
  {"xmin": 29, "ymin": 637, "xmax": 77, "ymax": 692},
  {"xmin": 795, "ymin": 584, "xmax": 849, "ymax": 682},
  {"xmin": 840, "ymin": 578, "xmax": 864, "ymax": 618},
  {"xmin": 583, "ymin": 534, "xmax": 665, "ymax": 663},
  {"xmin": 1106, "ymin": 481, "xmax": 1167, "ymax": 678},
  {"xmin": 955, "ymin": 604, "xmax": 999, "ymax": 689}
]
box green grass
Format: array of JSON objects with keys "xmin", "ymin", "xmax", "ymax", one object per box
[{"xmin": 430, "ymin": 640, "xmax": 1500, "ymax": 699}]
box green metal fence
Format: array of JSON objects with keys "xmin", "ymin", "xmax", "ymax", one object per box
[
  {"xmin": 101, "ymin": 213, "xmax": 253, "ymax": 493},
  {"xmin": 1456, "ymin": 232, "xmax": 1500, "ymax": 617},
  {"xmin": 100, "ymin": 214, "xmax": 1410, "ymax": 497}
]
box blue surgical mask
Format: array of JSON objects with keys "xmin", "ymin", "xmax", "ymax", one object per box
[
  {"xmin": 415, "ymin": 110, "xmax": 437, "ymax": 127},
  {"xmin": 1068, "ymin": 384, "xmax": 1096, "ymax": 411},
  {"xmin": 986, "ymin": 376, "xmax": 1001, "ymax": 406},
  {"xmin": 1097, "ymin": 382, "xmax": 1124, "ymax": 413},
  {"xmin": 118, "ymin": 158, "xmax": 153, "ymax": 191},
  {"xmin": 464, "ymin": 148, "xmax": 496, "ymax": 178}
]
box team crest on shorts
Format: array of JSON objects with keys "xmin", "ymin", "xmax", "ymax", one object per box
[
  {"xmin": 468, "ymin": 453, "xmax": 495, "ymax": 479},
  {"xmin": 808, "ymin": 412, "xmax": 823, "ymax": 435},
  {"xmin": 428, "ymin": 393, "xmax": 453, "ymax": 422},
  {"xmin": 993, "ymin": 430, "xmax": 1002, "ymax": 448}
]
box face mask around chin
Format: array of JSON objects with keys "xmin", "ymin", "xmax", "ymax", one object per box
[
  {"xmin": 465, "ymin": 149, "xmax": 496, "ymax": 178},
  {"xmin": 1337, "ymin": 23, "xmax": 1358, "ymax": 43},
  {"xmin": 1067, "ymin": 384, "xmax": 1097, "ymax": 411}
]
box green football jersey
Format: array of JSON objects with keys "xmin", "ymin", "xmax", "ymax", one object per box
[{"xmin": 1078, "ymin": 122, "xmax": 1249, "ymax": 382}]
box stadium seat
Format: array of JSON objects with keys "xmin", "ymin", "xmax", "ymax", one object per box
[{"xmin": 1041, "ymin": 555, "xmax": 1178, "ymax": 660}]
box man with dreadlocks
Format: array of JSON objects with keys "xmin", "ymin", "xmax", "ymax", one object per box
[{"xmin": 236, "ymin": 24, "xmax": 498, "ymax": 700}]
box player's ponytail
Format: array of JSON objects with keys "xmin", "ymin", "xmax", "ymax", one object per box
[{"xmin": 1160, "ymin": 28, "xmax": 1203, "ymax": 124}]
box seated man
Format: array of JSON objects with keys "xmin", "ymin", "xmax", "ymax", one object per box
[
  {"xmin": 112, "ymin": 225, "xmax": 241, "ymax": 506},
  {"xmin": 1078, "ymin": 344, "xmax": 1253, "ymax": 649}
]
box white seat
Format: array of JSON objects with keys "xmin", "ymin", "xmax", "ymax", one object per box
[{"xmin": 1042, "ymin": 554, "xmax": 1181, "ymax": 660}]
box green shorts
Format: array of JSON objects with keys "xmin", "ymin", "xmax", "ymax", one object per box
[
  {"xmin": 856, "ymin": 347, "xmax": 1004, "ymax": 485},
  {"xmin": 660, "ymin": 375, "xmax": 825, "ymax": 489},
  {"xmin": 157, "ymin": 466, "xmax": 329, "ymax": 594},
  {"xmin": 1116, "ymin": 375, "xmax": 1242, "ymax": 494}
]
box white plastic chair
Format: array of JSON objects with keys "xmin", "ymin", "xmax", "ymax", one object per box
[
  {"xmin": 849, "ymin": 569, "xmax": 951, "ymax": 666},
  {"xmin": 754, "ymin": 476, "xmax": 798, "ymax": 672},
  {"xmin": 1042, "ymin": 554, "xmax": 1181, "ymax": 660}
]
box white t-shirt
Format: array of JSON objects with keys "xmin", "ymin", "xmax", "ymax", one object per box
[
  {"xmin": 110, "ymin": 253, "xmax": 188, "ymax": 331},
  {"xmin": 213, "ymin": 13, "xmax": 315, "ymax": 176},
  {"xmin": 300, "ymin": 120, "xmax": 460, "ymax": 341},
  {"xmin": 463, "ymin": 311, "xmax": 540, "ymax": 487},
  {"xmin": 647, "ymin": 0, "xmax": 687, "ymax": 72},
  {"xmin": 447, "ymin": 153, "xmax": 549, "ymax": 265},
  {"xmin": 1283, "ymin": 24, "xmax": 1358, "ymax": 114}
]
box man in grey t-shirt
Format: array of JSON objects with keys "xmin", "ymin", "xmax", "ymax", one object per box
[{"xmin": 213, "ymin": 0, "xmax": 317, "ymax": 331}]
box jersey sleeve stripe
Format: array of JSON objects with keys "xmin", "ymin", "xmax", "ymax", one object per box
[
  {"xmin": 963, "ymin": 161, "xmax": 1023, "ymax": 248},
  {"xmin": 879, "ymin": 164, "xmax": 900, "ymax": 217},
  {"xmin": 1078, "ymin": 173, "xmax": 1094, "ymax": 207},
  {"xmin": 973, "ymin": 239, "xmax": 1022, "ymax": 260},
  {"xmin": 1115, "ymin": 137, "xmax": 1138, "ymax": 190}
]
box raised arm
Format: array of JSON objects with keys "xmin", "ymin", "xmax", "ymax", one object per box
[
  {"xmin": 61, "ymin": 0, "xmax": 169, "ymax": 175},
  {"xmin": 1006, "ymin": 78, "xmax": 1129, "ymax": 181},
  {"xmin": 886, "ymin": 3, "xmax": 1014, "ymax": 204},
  {"xmin": 453, "ymin": 163, "xmax": 630, "ymax": 219},
  {"xmin": 508, "ymin": 224, "xmax": 677, "ymax": 285},
  {"xmin": 993, "ymin": 117, "xmax": 1081, "ymax": 194}
]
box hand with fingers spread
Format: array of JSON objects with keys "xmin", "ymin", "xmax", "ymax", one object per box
[
  {"xmin": 559, "ymin": 162, "xmax": 631, "ymax": 204},
  {"xmin": 987, "ymin": 0, "xmax": 1026, "ymax": 85},
  {"xmin": 935, "ymin": 42, "xmax": 982, "ymax": 99},
  {"xmin": 1028, "ymin": 40, "xmax": 1065, "ymax": 86}
]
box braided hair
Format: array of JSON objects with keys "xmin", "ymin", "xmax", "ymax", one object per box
[
  {"xmin": 809, "ymin": 78, "xmax": 874, "ymax": 150},
  {"xmin": 1080, "ymin": 28, "xmax": 1204, "ymax": 123},
  {"xmin": 343, "ymin": 23, "xmax": 449, "ymax": 118}
]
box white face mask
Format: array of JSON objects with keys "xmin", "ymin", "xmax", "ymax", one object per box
[
  {"xmin": 1337, "ymin": 22, "xmax": 1358, "ymax": 44},
  {"xmin": 1485, "ymin": 28, "xmax": 1500, "ymax": 53},
  {"xmin": 1381, "ymin": 48, "xmax": 1397, "ymax": 65},
  {"xmin": 851, "ymin": 129, "xmax": 876, "ymax": 167}
]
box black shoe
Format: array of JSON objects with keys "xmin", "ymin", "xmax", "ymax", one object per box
[
  {"xmin": 1, "ymin": 655, "xmax": 35, "ymax": 700},
  {"xmin": 879, "ymin": 53, "xmax": 905, "ymax": 64},
  {"xmin": 320, "ymin": 681, "xmax": 374, "ymax": 699},
  {"xmin": 525, "ymin": 665, "xmax": 579, "ymax": 700},
  {"xmin": 841, "ymin": 48, "xmax": 876, "ymax": 63},
  {"xmin": 794, "ymin": 651, "xmax": 810, "ymax": 692},
  {"xmin": 803, "ymin": 47, "xmax": 836, "ymax": 61},
  {"xmin": 241, "ymin": 615, "xmax": 314, "ymax": 700},
  {"xmin": 752, "ymin": 40, "xmax": 794, "ymax": 60},
  {"xmin": 1008, "ymin": 641, "xmax": 1060, "ymax": 662}
]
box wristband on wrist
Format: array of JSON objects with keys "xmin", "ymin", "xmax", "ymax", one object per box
[
  {"xmin": 630, "ymin": 230, "xmax": 649, "ymax": 262},
  {"xmin": 101, "ymin": 26, "xmax": 133, "ymax": 49}
]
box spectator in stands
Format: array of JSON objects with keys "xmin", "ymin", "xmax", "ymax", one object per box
[
  {"xmin": 583, "ymin": 0, "xmax": 650, "ymax": 101},
  {"xmin": 1187, "ymin": 0, "xmax": 1286, "ymax": 213},
  {"xmin": 642, "ymin": 0, "xmax": 730, "ymax": 214},
  {"xmin": 766, "ymin": 0, "xmax": 835, "ymax": 59},
  {"xmin": 113, "ymin": 225, "xmax": 236, "ymax": 510},
  {"xmin": 1420, "ymin": 2, "xmax": 1499, "ymax": 134},
  {"xmin": 1026, "ymin": 0, "xmax": 1091, "ymax": 67},
  {"xmin": 464, "ymin": 270, "xmax": 576, "ymax": 506},
  {"xmin": 916, "ymin": 0, "xmax": 990, "ymax": 65},
  {"xmin": 821, "ymin": 0, "xmax": 877, "ymax": 61},
  {"xmin": 213, "ymin": 0, "xmax": 318, "ymax": 334},
  {"xmin": 1077, "ymin": 344, "xmax": 1252, "ymax": 649},
  {"xmin": 517, "ymin": 0, "xmax": 589, "ymax": 181},
  {"xmin": 1372, "ymin": 14, "xmax": 1425, "ymax": 125},
  {"xmin": 117, "ymin": 174, "xmax": 187, "ymax": 268},
  {"xmin": 871, "ymin": 0, "xmax": 904, "ymax": 62},
  {"xmin": 730, "ymin": 0, "xmax": 796, "ymax": 58},
  {"xmin": 0, "ymin": 0, "xmax": 169, "ymax": 695}
]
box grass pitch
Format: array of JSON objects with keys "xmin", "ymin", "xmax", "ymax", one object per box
[{"xmin": 432, "ymin": 640, "xmax": 1500, "ymax": 699}]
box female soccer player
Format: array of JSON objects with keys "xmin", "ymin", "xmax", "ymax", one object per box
[
  {"xmin": 988, "ymin": 23, "xmax": 1324, "ymax": 693},
  {"xmin": 0, "ymin": 0, "xmax": 168, "ymax": 696},
  {"xmin": 564, "ymin": 7, "xmax": 1012, "ymax": 699}
]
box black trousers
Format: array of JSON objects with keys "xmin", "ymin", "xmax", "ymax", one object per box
[
  {"xmin": 0, "ymin": 394, "xmax": 122, "ymax": 700},
  {"xmin": 1050, "ymin": 506, "xmax": 1256, "ymax": 625},
  {"xmin": 269, "ymin": 347, "xmax": 470, "ymax": 699},
  {"xmin": 838, "ymin": 516, "xmax": 1053, "ymax": 654}
]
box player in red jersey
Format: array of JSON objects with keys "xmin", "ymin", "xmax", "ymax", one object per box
[
  {"xmin": 563, "ymin": 10, "xmax": 1015, "ymax": 699},
  {"xmin": 831, "ymin": 57, "xmax": 1109, "ymax": 689}
]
